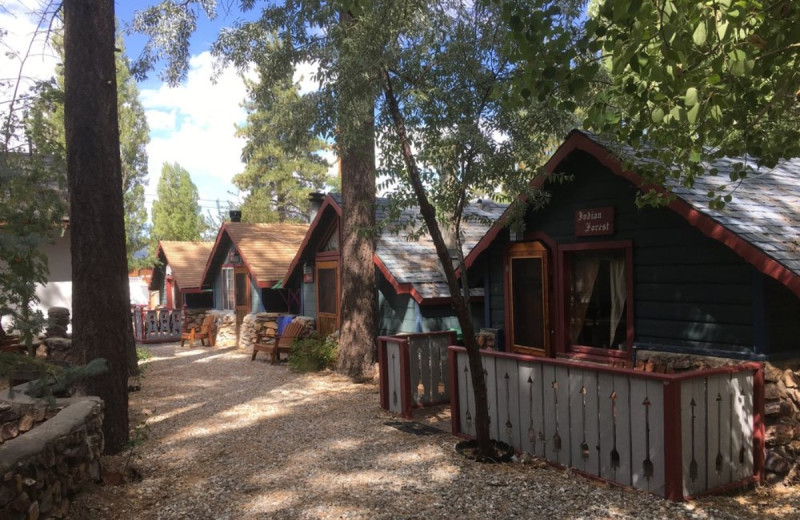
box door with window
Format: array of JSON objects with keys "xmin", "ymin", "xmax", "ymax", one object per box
[
  {"xmin": 316, "ymin": 260, "xmax": 339, "ymax": 337},
  {"xmin": 234, "ymin": 266, "xmax": 250, "ymax": 337},
  {"xmin": 507, "ymin": 242, "xmax": 551, "ymax": 356}
]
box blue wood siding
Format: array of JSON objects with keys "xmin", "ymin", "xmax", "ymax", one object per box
[{"xmin": 377, "ymin": 275, "xmax": 418, "ymax": 334}]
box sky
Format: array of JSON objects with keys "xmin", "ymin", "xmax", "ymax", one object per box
[{"xmin": 0, "ymin": 1, "xmax": 326, "ymax": 220}]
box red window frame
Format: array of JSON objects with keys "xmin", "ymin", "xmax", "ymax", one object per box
[{"xmin": 556, "ymin": 240, "xmax": 634, "ymax": 362}]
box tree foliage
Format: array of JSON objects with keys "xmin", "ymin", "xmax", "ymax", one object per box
[
  {"xmin": 499, "ymin": 0, "xmax": 800, "ymax": 206},
  {"xmin": 234, "ymin": 62, "xmax": 330, "ymax": 223},
  {"xmin": 150, "ymin": 161, "xmax": 208, "ymax": 245}
]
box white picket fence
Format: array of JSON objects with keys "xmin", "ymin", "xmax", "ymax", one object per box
[{"xmin": 449, "ymin": 347, "xmax": 763, "ymax": 500}]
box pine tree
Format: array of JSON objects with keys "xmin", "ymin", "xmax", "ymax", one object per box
[{"xmin": 234, "ymin": 65, "xmax": 329, "ymax": 223}]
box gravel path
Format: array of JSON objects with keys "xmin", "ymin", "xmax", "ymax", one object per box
[{"xmin": 67, "ymin": 343, "xmax": 798, "ymax": 519}]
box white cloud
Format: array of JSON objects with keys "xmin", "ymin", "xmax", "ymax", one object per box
[{"xmin": 141, "ymin": 52, "xmax": 248, "ymax": 207}]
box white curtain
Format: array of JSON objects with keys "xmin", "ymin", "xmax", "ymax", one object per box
[
  {"xmin": 608, "ymin": 256, "xmax": 627, "ymax": 347},
  {"xmin": 570, "ymin": 256, "xmax": 600, "ymax": 343}
]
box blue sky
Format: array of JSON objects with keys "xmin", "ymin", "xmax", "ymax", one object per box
[{"xmin": 0, "ymin": 1, "xmax": 325, "ymax": 221}]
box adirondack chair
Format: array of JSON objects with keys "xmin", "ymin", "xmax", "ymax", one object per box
[
  {"xmin": 252, "ymin": 320, "xmax": 305, "ymax": 364},
  {"xmin": 181, "ymin": 315, "xmax": 215, "ymax": 347}
]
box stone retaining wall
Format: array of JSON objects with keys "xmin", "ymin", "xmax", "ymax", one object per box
[
  {"xmin": 239, "ymin": 314, "xmax": 316, "ymax": 351},
  {"xmin": 637, "ymin": 350, "xmax": 800, "ymax": 483},
  {"xmin": 0, "ymin": 389, "xmax": 103, "ymax": 520}
]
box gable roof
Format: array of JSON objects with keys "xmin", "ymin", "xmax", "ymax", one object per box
[
  {"xmin": 202, "ymin": 222, "xmax": 309, "ymax": 289},
  {"xmin": 284, "ymin": 193, "xmax": 507, "ymax": 302},
  {"xmin": 155, "ymin": 241, "xmax": 214, "ymax": 291},
  {"xmin": 472, "ymin": 129, "xmax": 800, "ymax": 298}
]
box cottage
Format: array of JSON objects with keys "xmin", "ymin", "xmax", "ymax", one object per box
[
  {"xmin": 150, "ymin": 241, "xmax": 214, "ymax": 309},
  {"xmin": 282, "ymin": 193, "xmax": 507, "ymax": 338},
  {"xmin": 199, "ymin": 216, "xmax": 309, "ymax": 332},
  {"xmin": 470, "ymin": 129, "xmax": 800, "ymax": 364}
]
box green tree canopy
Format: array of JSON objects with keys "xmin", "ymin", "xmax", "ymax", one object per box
[
  {"xmin": 234, "ymin": 62, "xmax": 330, "ymax": 223},
  {"xmin": 499, "ymin": 0, "xmax": 800, "ymax": 206},
  {"xmin": 151, "ymin": 162, "xmax": 208, "ymax": 245}
]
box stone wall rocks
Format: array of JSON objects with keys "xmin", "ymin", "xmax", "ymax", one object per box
[{"xmin": 0, "ymin": 393, "xmax": 103, "ymax": 520}]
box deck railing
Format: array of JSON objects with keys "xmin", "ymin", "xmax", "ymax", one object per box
[
  {"xmin": 378, "ymin": 331, "xmax": 456, "ymax": 419},
  {"xmin": 449, "ymin": 347, "xmax": 764, "ymax": 500},
  {"xmin": 131, "ymin": 308, "xmax": 183, "ymax": 344}
]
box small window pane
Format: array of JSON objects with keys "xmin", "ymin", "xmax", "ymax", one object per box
[
  {"xmin": 318, "ymin": 267, "xmax": 337, "ymax": 314},
  {"xmin": 512, "ymin": 257, "xmax": 545, "ymax": 349},
  {"xmin": 568, "ymin": 250, "xmax": 627, "ymax": 349}
]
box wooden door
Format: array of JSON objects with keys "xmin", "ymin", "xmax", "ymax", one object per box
[
  {"xmin": 316, "ymin": 260, "xmax": 339, "ymax": 337},
  {"xmin": 234, "ymin": 266, "xmax": 250, "ymax": 337},
  {"xmin": 507, "ymin": 242, "xmax": 551, "ymax": 356}
]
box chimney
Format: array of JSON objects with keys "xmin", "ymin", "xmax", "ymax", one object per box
[
  {"xmin": 308, "ymin": 192, "xmax": 325, "ymax": 223},
  {"xmin": 229, "ymin": 209, "xmax": 242, "ymax": 223}
]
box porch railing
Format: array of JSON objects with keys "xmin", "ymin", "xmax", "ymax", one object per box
[
  {"xmin": 449, "ymin": 347, "xmax": 764, "ymax": 500},
  {"xmin": 378, "ymin": 331, "xmax": 456, "ymax": 419},
  {"xmin": 131, "ymin": 308, "xmax": 183, "ymax": 344}
]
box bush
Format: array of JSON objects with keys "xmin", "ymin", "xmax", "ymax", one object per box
[{"xmin": 289, "ymin": 336, "xmax": 337, "ymax": 372}]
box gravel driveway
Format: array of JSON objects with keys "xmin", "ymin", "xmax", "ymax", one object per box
[{"xmin": 67, "ymin": 343, "xmax": 797, "ymax": 519}]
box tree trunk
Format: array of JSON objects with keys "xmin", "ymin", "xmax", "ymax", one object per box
[
  {"xmin": 335, "ymin": 10, "xmax": 378, "ymax": 380},
  {"xmin": 336, "ymin": 111, "xmax": 377, "ymax": 379},
  {"xmin": 64, "ymin": 0, "xmax": 132, "ymax": 454},
  {"xmin": 379, "ymin": 68, "xmax": 493, "ymax": 456}
]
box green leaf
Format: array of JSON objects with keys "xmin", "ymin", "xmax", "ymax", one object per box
[
  {"xmin": 685, "ymin": 87, "xmax": 698, "ymax": 107},
  {"xmin": 687, "ymin": 103, "xmax": 700, "ymax": 124},
  {"xmin": 716, "ymin": 20, "xmax": 729, "ymax": 41},
  {"xmin": 689, "ymin": 149, "xmax": 702, "ymax": 163},
  {"xmin": 651, "ymin": 107, "xmax": 665, "ymax": 123},
  {"xmin": 693, "ymin": 21, "xmax": 707, "ymax": 46}
]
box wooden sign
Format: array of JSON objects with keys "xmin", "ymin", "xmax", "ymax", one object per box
[{"xmin": 575, "ymin": 207, "xmax": 614, "ymax": 237}]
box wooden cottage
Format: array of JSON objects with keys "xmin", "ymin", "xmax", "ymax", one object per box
[
  {"xmin": 282, "ymin": 193, "xmax": 507, "ymax": 338},
  {"xmin": 199, "ymin": 220, "xmax": 309, "ymax": 328},
  {"xmin": 469, "ymin": 129, "xmax": 800, "ymax": 364},
  {"xmin": 150, "ymin": 241, "xmax": 214, "ymax": 309}
]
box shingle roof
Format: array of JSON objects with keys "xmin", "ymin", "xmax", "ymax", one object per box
[
  {"xmin": 376, "ymin": 201, "xmax": 506, "ymax": 299},
  {"xmin": 158, "ymin": 241, "xmax": 214, "ymax": 290},
  {"xmin": 225, "ymin": 222, "xmax": 309, "ymax": 284},
  {"xmin": 577, "ymin": 130, "xmax": 800, "ymax": 290},
  {"xmin": 327, "ymin": 193, "xmax": 507, "ymax": 300}
]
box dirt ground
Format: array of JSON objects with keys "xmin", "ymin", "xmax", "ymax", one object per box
[{"xmin": 65, "ymin": 343, "xmax": 800, "ymax": 519}]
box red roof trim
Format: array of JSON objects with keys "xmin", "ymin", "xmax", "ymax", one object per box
[
  {"xmin": 282, "ymin": 195, "xmax": 343, "ymax": 286},
  {"xmin": 373, "ymin": 253, "xmax": 425, "ymax": 304}
]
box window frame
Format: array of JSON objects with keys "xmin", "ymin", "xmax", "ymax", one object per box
[
  {"xmin": 221, "ymin": 266, "xmax": 235, "ymax": 311},
  {"xmin": 505, "ymin": 241, "xmax": 552, "ymax": 357},
  {"xmin": 556, "ymin": 240, "xmax": 634, "ymax": 361}
]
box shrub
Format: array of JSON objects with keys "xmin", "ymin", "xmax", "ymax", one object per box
[{"xmin": 289, "ymin": 336, "xmax": 337, "ymax": 372}]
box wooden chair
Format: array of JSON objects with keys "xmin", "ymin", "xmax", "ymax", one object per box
[
  {"xmin": 252, "ymin": 321, "xmax": 305, "ymax": 364},
  {"xmin": 181, "ymin": 315, "xmax": 215, "ymax": 347}
]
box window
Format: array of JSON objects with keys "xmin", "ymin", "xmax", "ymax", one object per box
[
  {"xmin": 507, "ymin": 242, "xmax": 550, "ymax": 356},
  {"xmin": 221, "ymin": 267, "xmax": 235, "ymax": 310},
  {"xmin": 563, "ymin": 244, "xmax": 632, "ymax": 356}
]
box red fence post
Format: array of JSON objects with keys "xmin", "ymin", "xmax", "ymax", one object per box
[
  {"xmin": 663, "ymin": 379, "xmax": 684, "ymax": 501},
  {"xmin": 753, "ymin": 364, "xmax": 766, "ymax": 483}
]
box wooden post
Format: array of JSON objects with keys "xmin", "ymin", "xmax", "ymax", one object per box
[
  {"xmin": 753, "ymin": 364, "xmax": 766, "ymax": 483},
  {"xmin": 449, "ymin": 347, "xmax": 461, "ymax": 436},
  {"xmin": 399, "ymin": 338, "xmax": 412, "ymax": 419},
  {"xmin": 662, "ymin": 380, "xmax": 684, "ymax": 501},
  {"xmin": 377, "ymin": 337, "xmax": 389, "ymax": 411}
]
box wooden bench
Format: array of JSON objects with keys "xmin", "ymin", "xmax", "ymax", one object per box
[{"xmin": 252, "ymin": 321, "xmax": 305, "ymax": 364}]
